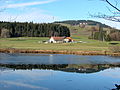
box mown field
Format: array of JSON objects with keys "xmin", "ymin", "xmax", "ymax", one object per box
[{"xmin": 0, "ymin": 36, "xmax": 120, "ymax": 51}]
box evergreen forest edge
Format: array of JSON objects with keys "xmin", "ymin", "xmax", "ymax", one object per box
[{"xmin": 0, "ymin": 21, "xmax": 70, "ymax": 38}]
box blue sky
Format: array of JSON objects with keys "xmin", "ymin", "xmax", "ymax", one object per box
[{"xmin": 0, "ymin": 0, "xmax": 120, "ymax": 29}]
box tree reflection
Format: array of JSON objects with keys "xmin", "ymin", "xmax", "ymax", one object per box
[{"xmin": 0, "ymin": 64, "xmax": 120, "ymax": 73}]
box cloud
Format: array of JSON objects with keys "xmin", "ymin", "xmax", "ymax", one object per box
[
  {"xmin": 0, "ymin": 8, "xmax": 60, "ymax": 23},
  {"xmin": 3, "ymin": 0, "xmax": 57, "ymax": 8},
  {"xmin": 92, "ymin": 18, "xmax": 120, "ymax": 29},
  {"xmin": 0, "ymin": 12, "xmax": 59, "ymax": 23},
  {"xmin": 0, "ymin": 0, "xmax": 60, "ymax": 23},
  {"xmin": 101, "ymin": 19, "xmax": 120, "ymax": 29}
]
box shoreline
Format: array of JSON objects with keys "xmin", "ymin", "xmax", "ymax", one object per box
[{"xmin": 0, "ymin": 48, "xmax": 120, "ymax": 56}]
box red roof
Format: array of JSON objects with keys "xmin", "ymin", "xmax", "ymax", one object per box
[
  {"xmin": 50, "ymin": 37, "xmax": 74, "ymax": 41},
  {"xmin": 52, "ymin": 37, "xmax": 65, "ymax": 41},
  {"xmin": 65, "ymin": 37, "xmax": 73, "ymax": 40}
]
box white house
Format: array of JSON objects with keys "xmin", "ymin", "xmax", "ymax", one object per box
[
  {"xmin": 49, "ymin": 37, "xmax": 65, "ymax": 43},
  {"xmin": 49, "ymin": 37, "xmax": 74, "ymax": 43}
]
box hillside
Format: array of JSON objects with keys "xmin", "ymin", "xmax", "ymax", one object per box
[
  {"xmin": 54, "ymin": 20, "xmax": 112, "ymax": 37},
  {"xmin": 54, "ymin": 20, "xmax": 111, "ymax": 28},
  {"xmin": 58, "ymin": 23, "xmax": 92, "ymax": 36},
  {"xmin": 55, "ymin": 20, "xmax": 120, "ymax": 41}
]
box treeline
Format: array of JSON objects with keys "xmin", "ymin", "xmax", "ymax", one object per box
[
  {"xmin": 89, "ymin": 25, "xmax": 120, "ymax": 41},
  {"xmin": 0, "ymin": 64, "xmax": 120, "ymax": 73},
  {"xmin": 54, "ymin": 20, "xmax": 111, "ymax": 28},
  {"xmin": 0, "ymin": 64, "xmax": 68, "ymax": 70},
  {"xmin": 0, "ymin": 21, "xmax": 70, "ymax": 38}
]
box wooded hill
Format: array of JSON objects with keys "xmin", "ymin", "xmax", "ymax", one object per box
[
  {"xmin": 54, "ymin": 20, "xmax": 111, "ymax": 28},
  {"xmin": 55, "ymin": 20, "xmax": 120, "ymax": 41},
  {"xmin": 0, "ymin": 21, "xmax": 70, "ymax": 38}
]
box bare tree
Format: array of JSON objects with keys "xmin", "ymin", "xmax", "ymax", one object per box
[
  {"xmin": 104, "ymin": 0, "xmax": 120, "ymax": 12},
  {"xmin": 90, "ymin": 0, "xmax": 120, "ymax": 22}
]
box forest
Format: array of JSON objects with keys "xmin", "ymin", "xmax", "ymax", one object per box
[{"xmin": 0, "ymin": 21, "xmax": 70, "ymax": 38}]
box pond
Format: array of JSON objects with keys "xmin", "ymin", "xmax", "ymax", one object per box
[{"xmin": 0, "ymin": 53, "xmax": 120, "ymax": 90}]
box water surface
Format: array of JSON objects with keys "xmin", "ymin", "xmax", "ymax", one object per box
[
  {"xmin": 0, "ymin": 53, "xmax": 120, "ymax": 90},
  {"xmin": 0, "ymin": 53, "xmax": 120, "ymax": 64}
]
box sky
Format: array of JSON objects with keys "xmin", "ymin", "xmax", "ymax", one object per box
[{"xmin": 0, "ymin": 0, "xmax": 120, "ymax": 29}]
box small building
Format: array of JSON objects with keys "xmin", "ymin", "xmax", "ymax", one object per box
[
  {"xmin": 64, "ymin": 37, "xmax": 74, "ymax": 43},
  {"xmin": 49, "ymin": 37, "xmax": 73, "ymax": 43},
  {"xmin": 49, "ymin": 37, "xmax": 65, "ymax": 43}
]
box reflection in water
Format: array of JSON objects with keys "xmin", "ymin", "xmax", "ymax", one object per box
[
  {"xmin": 0, "ymin": 65, "xmax": 120, "ymax": 90},
  {"xmin": 0, "ymin": 53, "xmax": 120, "ymax": 90},
  {"xmin": 0, "ymin": 64, "xmax": 120, "ymax": 73},
  {"xmin": 0, "ymin": 80, "xmax": 49, "ymax": 90},
  {"xmin": 113, "ymin": 84, "xmax": 120, "ymax": 90}
]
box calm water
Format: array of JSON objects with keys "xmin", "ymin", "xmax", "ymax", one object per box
[{"xmin": 0, "ymin": 53, "xmax": 120, "ymax": 90}]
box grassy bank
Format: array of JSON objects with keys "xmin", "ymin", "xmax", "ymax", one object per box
[{"xmin": 0, "ymin": 36, "xmax": 119, "ymax": 52}]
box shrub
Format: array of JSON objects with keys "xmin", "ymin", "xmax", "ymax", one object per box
[
  {"xmin": 0, "ymin": 28, "xmax": 11, "ymax": 38},
  {"xmin": 109, "ymin": 32, "xmax": 120, "ymax": 41},
  {"xmin": 109, "ymin": 45, "xmax": 120, "ymax": 53}
]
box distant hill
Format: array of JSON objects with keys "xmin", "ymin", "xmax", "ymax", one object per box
[
  {"xmin": 54, "ymin": 20, "xmax": 120, "ymax": 41},
  {"xmin": 54, "ymin": 20, "xmax": 111, "ymax": 28}
]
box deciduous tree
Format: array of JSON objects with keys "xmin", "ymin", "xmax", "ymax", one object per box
[{"xmin": 91, "ymin": 0, "xmax": 120, "ymax": 22}]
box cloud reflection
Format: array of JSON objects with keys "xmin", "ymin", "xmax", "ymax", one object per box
[
  {"xmin": 15, "ymin": 70, "xmax": 54, "ymax": 79},
  {"xmin": 100, "ymin": 68, "xmax": 120, "ymax": 78},
  {"xmin": 0, "ymin": 80, "xmax": 49, "ymax": 90}
]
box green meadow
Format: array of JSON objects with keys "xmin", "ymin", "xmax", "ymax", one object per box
[{"xmin": 0, "ymin": 36, "xmax": 119, "ymax": 51}]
